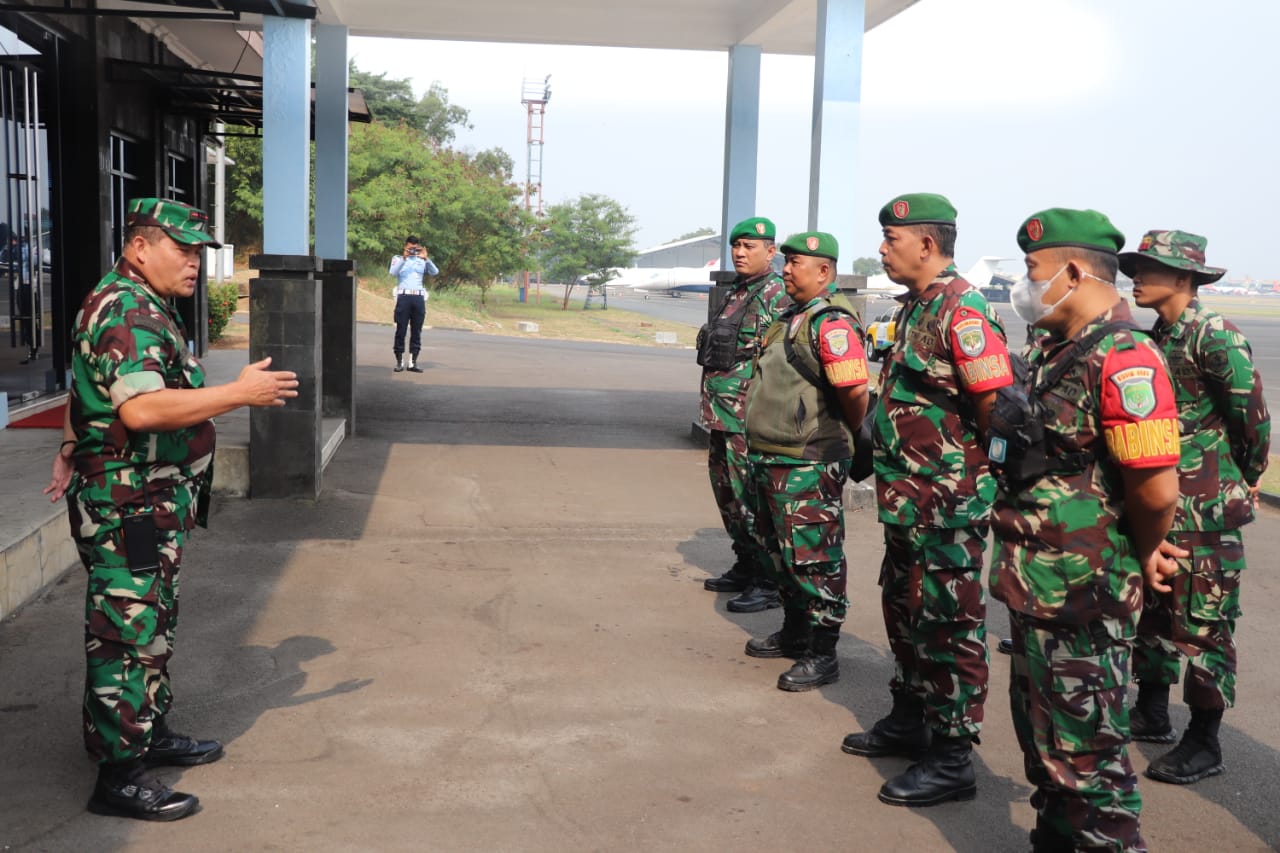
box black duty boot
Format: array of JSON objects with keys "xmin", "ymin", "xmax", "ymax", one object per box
[
  {"xmin": 704, "ymin": 562, "xmax": 750, "ymax": 593},
  {"xmin": 745, "ymin": 610, "xmax": 811, "ymax": 659},
  {"xmin": 87, "ymin": 761, "xmax": 200, "ymax": 822},
  {"xmin": 393, "ymin": 354, "xmax": 405, "ymax": 372},
  {"xmin": 727, "ymin": 580, "xmax": 782, "ymax": 613},
  {"xmin": 144, "ymin": 717, "xmax": 225, "ymax": 767},
  {"xmin": 1145, "ymin": 708, "xmax": 1225, "ymax": 785},
  {"xmin": 996, "ymin": 638, "xmax": 1015, "ymax": 656},
  {"xmin": 1129, "ymin": 682, "xmax": 1176, "ymax": 744},
  {"xmin": 842, "ymin": 690, "xmax": 930, "ymax": 758},
  {"xmin": 877, "ymin": 733, "xmax": 977, "ymax": 807},
  {"xmin": 407, "ymin": 353, "xmax": 423, "ymax": 373},
  {"xmin": 1028, "ymin": 817, "xmax": 1075, "ymax": 853},
  {"xmin": 777, "ymin": 626, "xmax": 839, "ymax": 692}
]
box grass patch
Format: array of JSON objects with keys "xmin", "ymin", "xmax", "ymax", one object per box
[
  {"xmin": 358, "ymin": 281, "xmax": 699, "ymax": 348},
  {"xmin": 1259, "ymin": 456, "xmax": 1280, "ymax": 495}
]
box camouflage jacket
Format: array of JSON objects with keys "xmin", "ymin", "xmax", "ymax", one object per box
[
  {"xmin": 990, "ymin": 301, "xmax": 1180, "ymax": 623},
  {"xmin": 1152, "ymin": 298, "xmax": 1270, "ymax": 532},
  {"xmin": 66, "ymin": 259, "xmax": 215, "ymax": 531},
  {"xmin": 700, "ymin": 271, "xmax": 790, "ymax": 433},
  {"xmin": 872, "ymin": 268, "xmax": 1011, "ymax": 528}
]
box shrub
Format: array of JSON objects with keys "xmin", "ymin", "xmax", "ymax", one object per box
[{"xmin": 207, "ymin": 282, "xmax": 241, "ymax": 342}]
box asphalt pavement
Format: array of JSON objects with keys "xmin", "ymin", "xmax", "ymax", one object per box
[{"xmin": 1, "ymin": 324, "xmax": 1277, "ymax": 852}]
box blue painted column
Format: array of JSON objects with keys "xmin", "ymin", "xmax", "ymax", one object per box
[
  {"xmin": 262, "ymin": 16, "xmax": 312, "ymax": 255},
  {"xmin": 719, "ymin": 44, "xmax": 761, "ymax": 270},
  {"xmin": 314, "ymin": 24, "xmax": 349, "ymax": 260},
  {"xmin": 809, "ymin": 0, "xmax": 864, "ymax": 263}
]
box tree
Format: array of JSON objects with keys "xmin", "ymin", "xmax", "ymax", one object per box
[
  {"xmin": 538, "ymin": 194, "xmax": 637, "ymax": 309},
  {"xmin": 350, "ymin": 66, "xmax": 472, "ymax": 146},
  {"xmin": 670, "ymin": 226, "xmax": 715, "ymax": 242},
  {"xmin": 851, "ymin": 256, "xmax": 884, "ymax": 276}
]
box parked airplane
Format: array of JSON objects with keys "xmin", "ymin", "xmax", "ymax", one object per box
[
  {"xmin": 600, "ymin": 258, "xmax": 719, "ymax": 297},
  {"xmin": 860, "ymin": 256, "xmax": 1015, "ymax": 298}
]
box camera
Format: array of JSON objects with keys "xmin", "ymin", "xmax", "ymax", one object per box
[{"xmin": 408, "ymin": 247, "xmax": 421, "ymax": 256}]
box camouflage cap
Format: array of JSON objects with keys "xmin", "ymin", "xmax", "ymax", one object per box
[
  {"xmin": 878, "ymin": 193, "xmax": 957, "ymax": 227},
  {"xmin": 1118, "ymin": 229, "xmax": 1226, "ymax": 283},
  {"xmin": 728, "ymin": 217, "xmax": 776, "ymax": 243},
  {"xmin": 126, "ymin": 198, "xmax": 221, "ymax": 248},
  {"xmin": 1017, "ymin": 208, "xmax": 1123, "ymax": 255},
  {"xmin": 780, "ymin": 231, "xmax": 838, "ymax": 262}
]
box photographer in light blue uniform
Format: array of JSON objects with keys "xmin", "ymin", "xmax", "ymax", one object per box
[{"xmin": 389, "ymin": 235, "xmax": 439, "ymax": 373}]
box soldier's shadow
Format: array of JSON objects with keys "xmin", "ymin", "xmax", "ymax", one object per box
[
  {"xmin": 165, "ymin": 634, "xmax": 372, "ymax": 764},
  {"xmin": 676, "ymin": 526, "xmax": 1031, "ymax": 853}
]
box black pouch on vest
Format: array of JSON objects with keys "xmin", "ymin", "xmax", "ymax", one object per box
[
  {"xmin": 695, "ymin": 320, "xmax": 740, "ymax": 370},
  {"xmin": 121, "ymin": 512, "xmax": 161, "ymax": 573}
]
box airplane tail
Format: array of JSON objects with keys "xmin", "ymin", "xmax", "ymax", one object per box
[{"xmin": 963, "ymin": 256, "xmax": 1012, "ymax": 288}]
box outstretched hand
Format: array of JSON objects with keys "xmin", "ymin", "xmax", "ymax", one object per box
[{"xmin": 237, "ymin": 357, "xmax": 299, "ymax": 408}]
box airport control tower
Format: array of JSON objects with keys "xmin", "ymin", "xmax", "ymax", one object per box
[{"xmin": 520, "ymin": 75, "xmax": 551, "ymax": 303}]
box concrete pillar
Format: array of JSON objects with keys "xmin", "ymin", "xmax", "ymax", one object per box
[
  {"xmin": 808, "ymin": 0, "xmax": 865, "ymax": 264},
  {"xmin": 719, "ymin": 44, "xmax": 762, "ymax": 270},
  {"xmin": 319, "ymin": 258, "xmax": 357, "ymax": 436},
  {"xmin": 249, "ymin": 254, "xmax": 323, "ymax": 499},
  {"xmin": 314, "ymin": 24, "xmax": 349, "ymax": 261},
  {"xmin": 262, "ymin": 16, "xmax": 312, "ymax": 256}
]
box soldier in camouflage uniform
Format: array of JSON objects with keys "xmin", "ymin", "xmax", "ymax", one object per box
[
  {"xmin": 990, "ymin": 209, "xmax": 1182, "ymax": 852},
  {"xmin": 44, "ymin": 198, "xmax": 299, "ymax": 822},
  {"xmin": 1123, "ymin": 230, "xmax": 1270, "ymax": 785},
  {"xmin": 841, "ymin": 194, "xmax": 1012, "ymax": 808},
  {"xmin": 742, "ymin": 231, "xmax": 869, "ymax": 691},
  {"xmin": 699, "ymin": 217, "xmax": 792, "ymax": 613}
]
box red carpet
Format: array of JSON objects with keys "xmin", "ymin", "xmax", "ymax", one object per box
[{"xmin": 8, "ymin": 402, "xmax": 66, "ymax": 429}]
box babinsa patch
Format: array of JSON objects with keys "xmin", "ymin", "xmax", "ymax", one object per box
[
  {"xmin": 824, "ymin": 327, "xmax": 850, "ymax": 357},
  {"xmin": 1111, "ymin": 366, "xmax": 1158, "ymax": 417},
  {"xmin": 953, "ymin": 317, "xmax": 987, "ymax": 357}
]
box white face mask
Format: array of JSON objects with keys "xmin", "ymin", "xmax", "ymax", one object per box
[{"xmin": 1011, "ymin": 265, "xmax": 1072, "ymax": 325}]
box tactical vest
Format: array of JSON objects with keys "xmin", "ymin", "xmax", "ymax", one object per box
[
  {"xmin": 696, "ymin": 274, "xmax": 772, "ymax": 370},
  {"xmin": 745, "ymin": 294, "xmax": 859, "ymax": 461}
]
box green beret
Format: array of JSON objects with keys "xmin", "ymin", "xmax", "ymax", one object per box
[
  {"xmin": 1017, "ymin": 208, "xmax": 1124, "ymax": 255},
  {"xmin": 126, "ymin": 197, "xmax": 221, "ymax": 247},
  {"xmin": 728, "ymin": 217, "xmax": 776, "ymax": 243},
  {"xmin": 780, "ymin": 231, "xmax": 838, "ymax": 262},
  {"xmin": 878, "ymin": 193, "xmax": 957, "ymax": 227},
  {"xmin": 1118, "ymin": 229, "xmax": 1226, "ymax": 283}
]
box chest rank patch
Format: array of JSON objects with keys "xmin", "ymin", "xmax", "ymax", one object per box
[
  {"xmin": 1111, "ymin": 366, "xmax": 1158, "ymax": 418},
  {"xmin": 953, "ymin": 316, "xmax": 987, "ymax": 357},
  {"xmin": 824, "ymin": 326, "xmax": 850, "ymax": 357}
]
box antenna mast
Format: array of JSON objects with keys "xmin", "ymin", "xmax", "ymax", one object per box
[{"xmin": 520, "ymin": 75, "xmax": 551, "ymax": 303}]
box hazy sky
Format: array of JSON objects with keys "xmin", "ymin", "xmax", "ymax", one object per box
[{"xmin": 349, "ymin": 0, "xmax": 1277, "ymax": 279}]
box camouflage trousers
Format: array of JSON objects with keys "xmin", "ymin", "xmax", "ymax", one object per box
[
  {"xmin": 707, "ymin": 429, "xmax": 769, "ymax": 578},
  {"xmin": 749, "ymin": 455, "xmax": 850, "ymax": 628},
  {"xmin": 1135, "ymin": 529, "xmax": 1243, "ymax": 711},
  {"xmin": 1007, "ymin": 609, "xmax": 1145, "ymax": 853},
  {"xmin": 879, "ymin": 524, "xmax": 988, "ymax": 738},
  {"xmin": 68, "ymin": 488, "xmax": 193, "ymax": 764}
]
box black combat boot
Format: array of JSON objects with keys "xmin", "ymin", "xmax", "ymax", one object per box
[
  {"xmin": 393, "ymin": 353, "xmax": 405, "ymax": 372},
  {"xmin": 87, "ymin": 760, "xmax": 200, "ymax": 821},
  {"xmin": 841, "ymin": 689, "xmax": 930, "ymax": 758},
  {"xmin": 996, "ymin": 638, "xmax": 1015, "ymax": 656},
  {"xmin": 407, "ymin": 353, "xmax": 423, "ymax": 373},
  {"xmin": 745, "ymin": 609, "xmax": 811, "ymax": 659},
  {"xmin": 704, "ymin": 561, "xmax": 751, "ymax": 593},
  {"xmin": 144, "ymin": 716, "xmax": 225, "ymax": 767},
  {"xmin": 1145, "ymin": 707, "xmax": 1225, "ymax": 785},
  {"xmin": 1129, "ymin": 682, "xmax": 1176, "ymax": 744},
  {"xmin": 727, "ymin": 579, "xmax": 782, "ymax": 613},
  {"xmin": 777, "ymin": 625, "xmax": 839, "ymax": 692},
  {"xmin": 877, "ymin": 733, "xmax": 977, "ymax": 807},
  {"xmin": 1029, "ymin": 816, "xmax": 1076, "ymax": 853}
]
